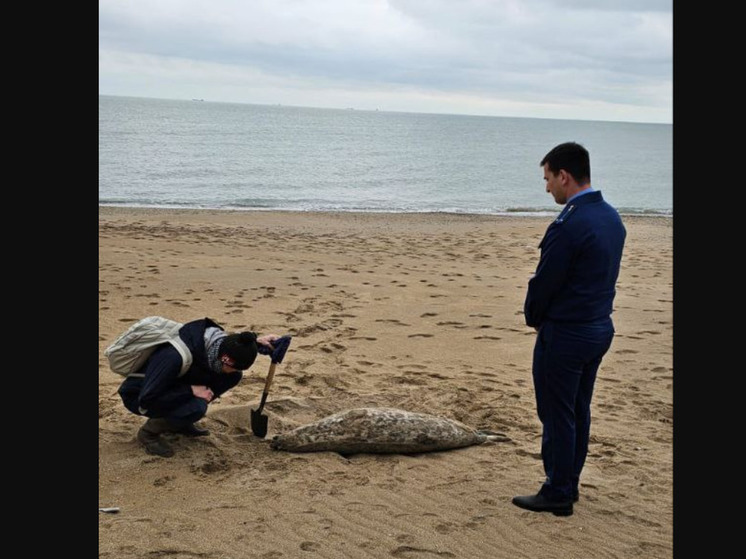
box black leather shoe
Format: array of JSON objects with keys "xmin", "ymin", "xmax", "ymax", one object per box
[
  {"xmin": 512, "ymin": 493, "xmax": 574, "ymax": 516},
  {"xmin": 176, "ymin": 423, "xmax": 210, "ymax": 437}
]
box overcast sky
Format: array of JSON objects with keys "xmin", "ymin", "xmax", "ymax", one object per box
[{"xmin": 99, "ymin": 0, "xmax": 672, "ymax": 124}]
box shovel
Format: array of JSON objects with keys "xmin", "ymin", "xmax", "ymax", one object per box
[{"xmin": 251, "ymin": 335, "xmax": 292, "ymax": 438}]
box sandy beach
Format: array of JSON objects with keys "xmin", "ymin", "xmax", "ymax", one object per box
[{"xmin": 98, "ymin": 206, "xmax": 673, "ymax": 559}]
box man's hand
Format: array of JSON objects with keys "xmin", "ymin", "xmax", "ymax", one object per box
[
  {"xmin": 192, "ymin": 385, "xmax": 214, "ymax": 402},
  {"xmin": 257, "ymin": 334, "xmax": 280, "ymax": 351}
]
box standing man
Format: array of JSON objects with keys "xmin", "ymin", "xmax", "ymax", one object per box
[{"xmin": 512, "ymin": 142, "xmax": 626, "ymax": 516}]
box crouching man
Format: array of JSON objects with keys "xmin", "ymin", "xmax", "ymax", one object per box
[{"xmin": 117, "ymin": 317, "xmax": 279, "ymax": 457}]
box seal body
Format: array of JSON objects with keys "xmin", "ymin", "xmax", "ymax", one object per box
[{"xmin": 269, "ymin": 407, "xmax": 496, "ymax": 454}]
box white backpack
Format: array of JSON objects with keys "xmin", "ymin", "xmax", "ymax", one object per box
[{"xmin": 104, "ymin": 316, "xmax": 193, "ymax": 378}]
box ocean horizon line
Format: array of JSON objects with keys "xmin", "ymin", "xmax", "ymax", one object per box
[{"xmin": 99, "ymin": 94, "xmax": 672, "ymax": 127}]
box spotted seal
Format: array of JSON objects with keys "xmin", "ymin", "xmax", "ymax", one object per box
[{"xmin": 269, "ymin": 407, "xmax": 509, "ymax": 455}]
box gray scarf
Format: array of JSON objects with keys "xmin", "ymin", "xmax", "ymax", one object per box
[{"xmin": 204, "ymin": 327, "xmax": 227, "ymax": 374}]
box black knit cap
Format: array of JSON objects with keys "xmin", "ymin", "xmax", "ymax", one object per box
[{"xmin": 219, "ymin": 332, "xmax": 258, "ymax": 370}]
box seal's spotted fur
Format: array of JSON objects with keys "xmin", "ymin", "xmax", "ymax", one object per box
[{"xmin": 269, "ymin": 407, "xmax": 508, "ymax": 455}]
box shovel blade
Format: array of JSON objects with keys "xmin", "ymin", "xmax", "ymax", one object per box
[{"xmin": 251, "ymin": 408, "xmax": 269, "ymax": 438}]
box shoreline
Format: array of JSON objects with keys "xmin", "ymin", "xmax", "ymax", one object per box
[{"xmin": 99, "ymin": 203, "xmax": 673, "ymax": 220}]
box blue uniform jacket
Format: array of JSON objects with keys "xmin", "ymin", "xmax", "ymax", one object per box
[
  {"xmin": 118, "ymin": 318, "xmax": 243, "ymax": 416},
  {"xmin": 524, "ymin": 191, "xmax": 626, "ymax": 328}
]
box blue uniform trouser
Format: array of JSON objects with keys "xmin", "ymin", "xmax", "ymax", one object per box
[
  {"xmin": 158, "ymin": 398, "xmax": 209, "ymax": 427},
  {"xmin": 120, "ymin": 391, "xmax": 209, "ymax": 426},
  {"xmin": 531, "ymin": 319, "xmax": 614, "ymax": 500},
  {"xmin": 118, "ymin": 362, "xmax": 242, "ymax": 428}
]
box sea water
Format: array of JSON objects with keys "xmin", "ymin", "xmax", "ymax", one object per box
[{"xmin": 99, "ymin": 95, "xmax": 672, "ymax": 217}]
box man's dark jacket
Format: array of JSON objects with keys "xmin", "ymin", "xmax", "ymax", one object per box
[
  {"xmin": 118, "ymin": 318, "xmax": 242, "ymax": 416},
  {"xmin": 524, "ymin": 191, "xmax": 626, "ymax": 328}
]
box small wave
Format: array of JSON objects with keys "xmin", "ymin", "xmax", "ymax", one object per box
[{"xmin": 101, "ymin": 201, "xmax": 666, "ymax": 218}]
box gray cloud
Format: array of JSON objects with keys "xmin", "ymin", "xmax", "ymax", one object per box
[{"xmin": 99, "ymin": 0, "xmax": 672, "ymax": 123}]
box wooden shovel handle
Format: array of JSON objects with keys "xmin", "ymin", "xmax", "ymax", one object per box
[
  {"xmin": 263, "ymin": 362, "xmax": 278, "ymax": 395},
  {"xmin": 256, "ymin": 362, "xmax": 277, "ymax": 413}
]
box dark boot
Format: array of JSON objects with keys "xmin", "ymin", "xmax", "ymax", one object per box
[
  {"xmin": 137, "ymin": 418, "xmax": 174, "ymax": 457},
  {"xmin": 174, "ymin": 422, "xmax": 210, "ymax": 437}
]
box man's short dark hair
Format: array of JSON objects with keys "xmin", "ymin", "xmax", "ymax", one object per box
[{"xmin": 540, "ymin": 142, "xmax": 591, "ymax": 184}]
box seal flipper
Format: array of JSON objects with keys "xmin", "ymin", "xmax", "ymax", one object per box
[{"xmin": 476, "ymin": 429, "xmax": 512, "ymax": 443}]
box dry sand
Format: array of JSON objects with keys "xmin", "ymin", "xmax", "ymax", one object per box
[{"xmin": 98, "ymin": 207, "xmax": 673, "ymax": 559}]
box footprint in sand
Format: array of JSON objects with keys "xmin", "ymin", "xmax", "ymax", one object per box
[
  {"xmin": 153, "ymin": 475, "xmax": 175, "ymax": 487},
  {"xmin": 320, "ymin": 343, "xmax": 346, "ymax": 354},
  {"xmin": 376, "ymin": 319, "xmax": 411, "ymax": 326},
  {"xmin": 391, "ymin": 546, "xmax": 456, "ymax": 558},
  {"xmin": 515, "ymin": 449, "xmax": 542, "ymax": 459},
  {"xmin": 434, "ymin": 522, "xmax": 456, "ymax": 534},
  {"xmin": 464, "ymin": 515, "xmax": 489, "ymax": 529}
]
